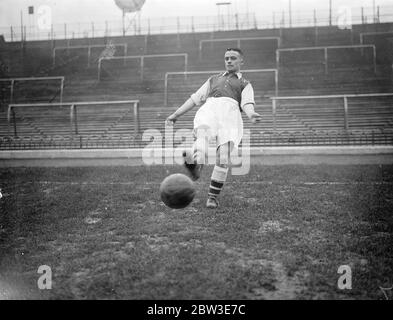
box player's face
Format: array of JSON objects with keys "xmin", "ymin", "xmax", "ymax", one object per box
[{"xmin": 224, "ymin": 50, "xmax": 243, "ymax": 73}]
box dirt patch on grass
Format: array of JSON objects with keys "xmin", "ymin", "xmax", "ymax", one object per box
[{"xmin": 210, "ymin": 242, "xmax": 309, "ymax": 299}]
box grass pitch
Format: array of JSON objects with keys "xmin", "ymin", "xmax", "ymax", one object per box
[{"xmin": 0, "ymin": 164, "xmax": 392, "ymax": 300}]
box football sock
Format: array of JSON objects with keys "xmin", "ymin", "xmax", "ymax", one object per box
[{"xmin": 208, "ymin": 165, "xmax": 228, "ymax": 199}]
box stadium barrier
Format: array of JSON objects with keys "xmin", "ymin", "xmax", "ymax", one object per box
[
  {"xmin": 359, "ymin": 31, "xmax": 393, "ymax": 44},
  {"xmin": 164, "ymin": 69, "xmax": 278, "ymax": 107},
  {"xmin": 270, "ymin": 93, "xmax": 393, "ymax": 132},
  {"xmin": 1, "ymin": 129, "xmax": 392, "ymax": 150},
  {"xmin": 98, "ymin": 53, "xmax": 188, "ymax": 82},
  {"xmin": 256, "ymin": 130, "xmax": 393, "ymax": 146},
  {"xmin": 1, "ymin": 146, "xmax": 393, "ymax": 168},
  {"xmin": 7, "ymin": 100, "xmax": 140, "ymax": 137},
  {"xmin": 276, "ymin": 45, "xmax": 377, "ymax": 74},
  {"xmin": 52, "ymin": 43, "xmax": 128, "ymax": 68},
  {"xmin": 199, "ymin": 37, "xmax": 281, "ymax": 60},
  {"xmin": 0, "ymin": 76, "xmax": 64, "ymax": 104}
]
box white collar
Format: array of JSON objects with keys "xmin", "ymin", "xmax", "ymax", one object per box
[{"xmin": 222, "ymin": 71, "xmax": 242, "ymax": 79}]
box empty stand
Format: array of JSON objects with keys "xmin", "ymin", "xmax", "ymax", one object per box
[
  {"xmin": 52, "ymin": 43, "xmax": 128, "ymax": 68},
  {"xmin": 6, "ymin": 100, "xmax": 139, "ymax": 139},
  {"xmin": 271, "ymin": 94, "xmax": 393, "ymax": 139},
  {"xmin": 0, "ymin": 76, "xmax": 64, "ymax": 104},
  {"xmin": 360, "ymin": 31, "xmax": 393, "ymax": 64},
  {"xmin": 1, "ymin": 23, "xmax": 393, "ymax": 149},
  {"xmin": 98, "ymin": 53, "xmax": 188, "ymax": 81},
  {"xmin": 199, "ymin": 37, "xmax": 280, "ymax": 69},
  {"xmin": 277, "ymin": 45, "xmax": 377, "ymax": 75}
]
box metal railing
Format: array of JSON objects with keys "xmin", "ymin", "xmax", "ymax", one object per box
[
  {"xmin": 0, "ymin": 76, "xmax": 64, "ymax": 104},
  {"xmin": 1, "ymin": 129, "xmax": 391, "ymax": 150},
  {"xmin": 199, "ymin": 37, "xmax": 281, "ymax": 60},
  {"xmin": 98, "ymin": 53, "xmax": 188, "ymax": 81},
  {"xmin": 7, "ymin": 100, "xmax": 140, "ymax": 137},
  {"xmin": 359, "ymin": 31, "xmax": 393, "ymax": 44},
  {"xmin": 3, "ymin": 5, "xmax": 393, "ymax": 42},
  {"xmin": 270, "ymin": 93, "xmax": 393, "ymax": 132},
  {"xmin": 164, "ymin": 69, "xmax": 278, "ymax": 107},
  {"xmin": 0, "ymin": 135, "xmax": 142, "ymax": 150},
  {"xmin": 255, "ymin": 130, "xmax": 393, "ymax": 146},
  {"xmin": 276, "ymin": 45, "xmax": 377, "ymax": 74},
  {"xmin": 52, "ymin": 44, "xmax": 128, "ymax": 68}
]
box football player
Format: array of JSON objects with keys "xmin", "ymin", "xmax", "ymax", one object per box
[{"xmin": 166, "ymin": 48, "xmax": 261, "ymax": 208}]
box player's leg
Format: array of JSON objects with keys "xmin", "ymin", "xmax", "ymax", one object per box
[
  {"xmin": 204, "ymin": 98, "xmax": 242, "ymax": 208},
  {"xmin": 206, "ymin": 141, "xmax": 233, "ymax": 209}
]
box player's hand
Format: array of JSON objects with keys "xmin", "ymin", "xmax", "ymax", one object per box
[
  {"xmin": 165, "ymin": 113, "xmax": 178, "ymax": 126},
  {"xmin": 249, "ymin": 112, "xmax": 262, "ymax": 124}
]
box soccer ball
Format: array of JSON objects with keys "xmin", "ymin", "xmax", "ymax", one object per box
[{"xmin": 160, "ymin": 173, "xmax": 196, "ymax": 209}]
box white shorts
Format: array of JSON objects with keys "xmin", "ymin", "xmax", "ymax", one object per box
[{"xmin": 194, "ymin": 97, "xmax": 243, "ymax": 148}]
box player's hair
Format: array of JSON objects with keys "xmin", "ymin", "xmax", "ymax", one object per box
[{"xmin": 226, "ymin": 47, "xmax": 244, "ymax": 57}]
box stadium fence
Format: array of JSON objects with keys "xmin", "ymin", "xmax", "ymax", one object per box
[
  {"xmin": 199, "ymin": 37, "xmax": 281, "ymax": 60},
  {"xmin": 276, "ymin": 45, "xmax": 377, "ymax": 74},
  {"xmin": 359, "ymin": 31, "xmax": 393, "ymax": 44},
  {"xmin": 52, "ymin": 44, "xmax": 128, "ymax": 68},
  {"xmin": 270, "ymin": 93, "xmax": 393, "ymax": 132},
  {"xmin": 98, "ymin": 53, "xmax": 188, "ymax": 81},
  {"xmin": 0, "ymin": 76, "xmax": 64, "ymax": 104},
  {"xmin": 7, "ymin": 100, "xmax": 140, "ymax": 137}
]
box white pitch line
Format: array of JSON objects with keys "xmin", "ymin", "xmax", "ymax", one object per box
[
  {"xmin": 3, "ymin": 181, "xmax": 393, "ymax": 187},
  {"xmin": 302, "ymin": 182, "xmax": 393, "ymax": 186},
  {"xmin": 236, "ymin": 181, "xmax": 393, "ymax": 186}
]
